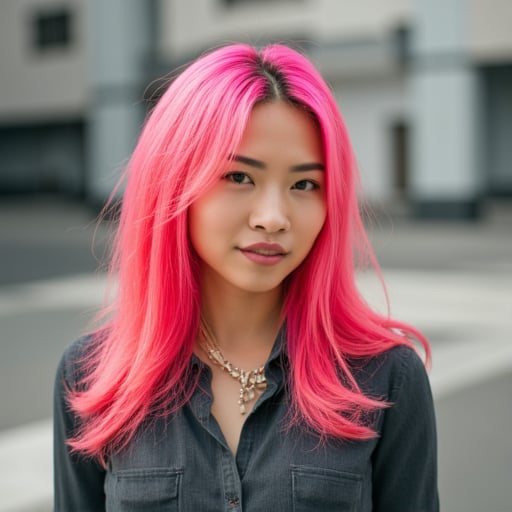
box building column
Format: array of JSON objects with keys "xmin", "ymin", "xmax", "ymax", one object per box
[
  {"xmin": 85, "ymin": 0, "xmax": 153, "ymax": 206},
  {"xmin": 410, "ymin": 0, "xmax": 482, "ymax": 219}
]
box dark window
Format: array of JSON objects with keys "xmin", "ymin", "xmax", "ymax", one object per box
[
  {"xmin": 33, "ymin": 9, "xmax": 72, "ymax": 50},
  {"xmin": 391, "ymin": 121, "xmax": 409, "ymax": 194}
]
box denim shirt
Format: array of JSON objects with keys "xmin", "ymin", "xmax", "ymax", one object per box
[{"xmin": 54, "ymin": 334, "xmax": 439, "ymax": 511}]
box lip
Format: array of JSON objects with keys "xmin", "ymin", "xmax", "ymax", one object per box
[
  {"xmin": 238, "ymin": 242, "xmax": 288, "ymax": 266},
  {"xmin": 240, "ymin": 242, "xmax": 287, "ymax": 254}
]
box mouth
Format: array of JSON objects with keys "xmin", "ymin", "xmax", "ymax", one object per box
[
  {"xmin": 239, "ymin": 243, "xmax": 287, "ymax": 256},
  {"xmin": 238, "ymin": 243, "xmax": 288, "ymax": 265}
]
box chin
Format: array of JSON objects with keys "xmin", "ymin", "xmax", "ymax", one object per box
[{"xmin": 234, "ymin": 278, "xmax": 284, "ymax": 295}]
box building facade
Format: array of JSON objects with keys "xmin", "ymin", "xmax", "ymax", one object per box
[{"xmin": 0, "ymin": 0, "xmax": 511, "ymax": 217}]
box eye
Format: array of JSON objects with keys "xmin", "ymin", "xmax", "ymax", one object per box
[
  {"xmin": 224, "ymin": 172, "xmax": 253, "ymax": 185},
  {"xmin": 292, "ymin": 179, "xmax": 319, "ymax": 191}
]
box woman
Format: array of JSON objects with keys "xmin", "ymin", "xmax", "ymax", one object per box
[{"xmin": 54, "ymin": 43, "xmax": 438, "ymax": 511}]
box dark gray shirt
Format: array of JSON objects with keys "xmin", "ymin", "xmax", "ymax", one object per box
[{"xmin": 54, "ymin": 334, "xmax": 439, "ymax": 511}]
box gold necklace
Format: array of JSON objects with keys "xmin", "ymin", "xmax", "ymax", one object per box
[{"xmin": 199, "ymin": 319, "xmax": 267, "ymax": 415}]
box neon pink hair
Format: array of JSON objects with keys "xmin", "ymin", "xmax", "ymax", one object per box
[{"xmin": 68, "ymin": 44, "xmax": 430, "ymax": 464}]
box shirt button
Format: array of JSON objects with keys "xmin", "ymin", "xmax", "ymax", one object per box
[{"xmin": 226, "ymin": 495, "xmax": 240, "ymax": 508}]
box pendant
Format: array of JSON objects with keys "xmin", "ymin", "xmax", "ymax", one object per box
[{"xmin": 201, "ymin": 337, "xmax": 267, "ymax": 415}]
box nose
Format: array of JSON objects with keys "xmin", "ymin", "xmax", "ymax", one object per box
[{"xmin": 248, "ymin": 188, "xmax": 291, "ymax": 233}]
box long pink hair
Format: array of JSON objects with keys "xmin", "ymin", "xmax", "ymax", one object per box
[{"xmin": 68, "ymin": 43, "xmax": 430, "ymax": 465}]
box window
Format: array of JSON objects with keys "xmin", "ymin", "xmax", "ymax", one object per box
[
  {"xmin": 33, "ymin": 9, "xmax": 72, "ymax": 51},
  {"xmin": 391, "ymin": 121, "xmax": 409, "ymax": 194}
]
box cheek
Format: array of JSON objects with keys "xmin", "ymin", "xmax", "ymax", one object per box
[
  {"xmin": 301, "ymin": 201, "xmax": 327, "ymax": 243},
  {"xmin": 188, "ymin": 196, "xmax": 233, "ymax": 256},
  {"xmin": 305, "ymin": 220, "xmax": 326, "ymax": 264},
  {"xmin": 188, "ymin": 202, "xmax": 211, "ymax": 254},
  {"xmin": 302, "ymin": 211, "xmax": 327, "ymax": 266}
]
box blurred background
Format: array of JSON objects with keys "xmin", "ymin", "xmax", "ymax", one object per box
[{"xmin": 0, "ymin": 0, "xmax": 511, "ymax": 511}]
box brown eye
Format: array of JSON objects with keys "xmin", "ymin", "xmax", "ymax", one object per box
[
  {"xmin": 224, "ymin": 172, "xmax": 252, "ymax": 185},
  {"xmin": 292, "ymin": 180, "xmax": 318, "ymax": 191}
]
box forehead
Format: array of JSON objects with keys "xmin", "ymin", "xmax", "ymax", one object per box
[{"xmin": 237, "ymin": 101, "xmax": 324, "ymax": 164}]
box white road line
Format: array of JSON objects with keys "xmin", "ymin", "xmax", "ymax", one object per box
[
  {"xmin": 0, "ymin": 273, "xmax": 109, "ymax": 315},
  {"xmin": 0, "ymin": 420, "xmax": 52, "ymax": 512},
  {"xmin": 430, "ymin": 338, "xmax": 512, "ymax": 400}
]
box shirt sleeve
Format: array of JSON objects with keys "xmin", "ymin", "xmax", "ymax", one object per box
[
  {"xmin": 53, "ymin": 339, "xmax": 106, "ymax": 511},
  {"xmin": 371, "ymin": 346, "xmax": 439, "ymax": 512}
]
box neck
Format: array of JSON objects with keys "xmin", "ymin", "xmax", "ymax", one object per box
[{"xmin": 199, "ymin": 277, "xmax": 283, "ymax": 359}]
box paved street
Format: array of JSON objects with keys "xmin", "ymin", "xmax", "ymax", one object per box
[{"xmin": 0, "ymin": 196, "xmax": 511, "ymax": 511}]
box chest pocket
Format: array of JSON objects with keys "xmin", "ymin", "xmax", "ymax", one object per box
[
  {"xmin": 291, "ymin": 465, "xmax": 362, "ymax": 512},
  {"xmin": 105, "ymin": 467, "xmax": 183, "ymax": 512}
]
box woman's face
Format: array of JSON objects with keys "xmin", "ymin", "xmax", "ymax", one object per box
[{"xmin": 189, "ymin": 101, "xmax": 326, "ymax": 297}]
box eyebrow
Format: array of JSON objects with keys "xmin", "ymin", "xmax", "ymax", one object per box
[{"xmin": 230, "ymin": 154, "xmax": 325, "ymax": 172}]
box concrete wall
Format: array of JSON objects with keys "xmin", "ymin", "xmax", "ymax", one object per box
[
  {"xmin": 85, "ymin": 0, "xmax": 153, "ymax": 203},
  {"xmin": 470, "ymin": 0, "xmax": 512, "ymax": 62},
  {"xmin": 0, "ymin": 0, "xmax": 87, "ymax": 123},
  {"xmin": 158, "ymin": 0, "xmax": 411, "ymax": 58},
  {"xmin": 334, "ymin": 75, "xmax": 409, "ymax": 202}
]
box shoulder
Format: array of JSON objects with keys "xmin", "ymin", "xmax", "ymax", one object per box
[
  {"xmin": 350, "ymin": 344, "xmax": 429, "ymax": 402},
  {"xmin": 367, "ymin": 346, "xmax": 439, "ymax": 509},
  {"xmin": 56, "ymin": 333, "xmax": 103, "ymax": 391}
]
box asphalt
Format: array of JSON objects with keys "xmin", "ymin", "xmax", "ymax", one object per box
[{"xmin": 0, "ymin": 195, "xmax": 511, "ymax": 511}]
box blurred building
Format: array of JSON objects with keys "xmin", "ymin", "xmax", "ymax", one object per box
[{"xmin": 0, "ymin": 0, "xmax": 511, "ymax": 218}]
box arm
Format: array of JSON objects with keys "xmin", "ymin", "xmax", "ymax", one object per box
[
  {"xmin": 53, "ymin": 340, "xmax": 106, "ymax": 511},
  {"xmin": 372, "ymin": 347, "xmax": 439, "ymax": 512}
]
